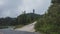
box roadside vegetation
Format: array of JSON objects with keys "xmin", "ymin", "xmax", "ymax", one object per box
[{"xmin": 35, "ymin": 0, "xmax": 60, "ymax": 34}]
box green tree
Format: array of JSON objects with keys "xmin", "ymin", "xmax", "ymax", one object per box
[
  {"xmin": 35, "ymin": 0, "xmax": 60, "ymax": 34},
  {"xmin": 17, "ymin": 11, "xmax": 41, "ymax": 25}
]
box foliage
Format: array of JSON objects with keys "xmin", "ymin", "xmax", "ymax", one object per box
[
  {"xmin": 0, "ymin": 13, "xmax": 41, "ymax": 28},
  {"xmin": 35, "ymin": 0, "xmax": 60, "ymax": 34},
  {"xmin": 0, "ymin": 17, "xmax": 17, "ymax": 26},
  {"xmin": 0, "ymin": 26, "xmax": 8, "ymax": 29},
  {"xmin": 52, "ymin": 0, "xmax": 60, "ymax": 4},
  {"xmin": 17, "ymin": 13, "xmax": 41, "ymax": 25}
]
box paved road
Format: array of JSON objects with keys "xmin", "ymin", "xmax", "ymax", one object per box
[
  {"xmin": 0, "ymin": 21, "xmax": 40, "ymax": 34},
  {"xmin": 15, "ymin": 21, "xmax": 37, "ymax": 32},
  {"xmin": 0, "ymin": 29, "xmax": 40, "ymax": 34}
]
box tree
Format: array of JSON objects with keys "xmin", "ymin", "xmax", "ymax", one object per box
[
  {"xmin": 17, "ymin": 10, "xmax": 41, "ymax": 25},
  {"xmin": 35, "ymin": 0, "xmax": 60, "ymax": 34}
]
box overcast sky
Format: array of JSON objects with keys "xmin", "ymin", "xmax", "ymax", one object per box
[{"xmin": 0, "ymin": 0, "xmax": 51, "ymax": 18}]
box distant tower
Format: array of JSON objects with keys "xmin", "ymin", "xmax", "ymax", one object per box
[
  {"xmin": 22, "ymin": 11, "xmax": 26, "ymax": 14},
  {"xmin": 24, "ymin": 11, "xmax": 26, "ymax": 14},
  {"xmin": 33, "ymin": 9, "xmax": 35, "ymax": 14}
]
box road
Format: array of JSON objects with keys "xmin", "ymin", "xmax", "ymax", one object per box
[
  {"xmin": 15, "ymin": 21, "xmax": 37, "ymax": 32},
  {"xmin": 0, "ymin": 29, "xmax": 39, "ymax": 34},
  {"xmin": 0, "ymin": 21, "xmax": 40, "ymax": 34}
]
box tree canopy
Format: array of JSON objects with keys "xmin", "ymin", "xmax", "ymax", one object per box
[{"xmin": 35, "ymin": 0, "xmax": 60, "ymax": 34}]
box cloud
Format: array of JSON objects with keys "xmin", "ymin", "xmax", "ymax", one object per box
[
  {"xmin": 0, "ymin": 0, "xmax": 51, "ymax": 18},
  {"xmin": 0, "ymin": 0, "xmax": 21, "ymax": 17},
  {"xmin": 18, "ymin": 0, "xmax": 51, "ymax": 14}
]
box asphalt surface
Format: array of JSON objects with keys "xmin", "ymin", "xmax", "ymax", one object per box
[
  {"xmin": 0, "ymin": 29, "xmax": 40, "ymax": 34},
  {"xmin": 0, "ymin": 21, "xmax": 40, "ymax": 34}
]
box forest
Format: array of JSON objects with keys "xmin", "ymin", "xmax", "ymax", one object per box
[{"xmin": 0, "ymin": 9, "xmax": 42, "ymax": 29}]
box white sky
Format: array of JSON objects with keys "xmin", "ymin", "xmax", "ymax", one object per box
[{"xmin": 0, "ymin": 0, "xmax": 51, "ymax": 17}]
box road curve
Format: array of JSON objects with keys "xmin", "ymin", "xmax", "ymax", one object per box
[{"xmin": 15, "ymin": 21, "xmax": 37, "ymax": 32}]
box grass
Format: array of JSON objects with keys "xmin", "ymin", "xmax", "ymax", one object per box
[{"xmin": 14, "ymin": 25, "xmax": 24, "ymax": 29}]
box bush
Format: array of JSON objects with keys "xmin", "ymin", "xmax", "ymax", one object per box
[{"xmin": 35, "ymin": 0, "xmax": 60, "ymax": 34}]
